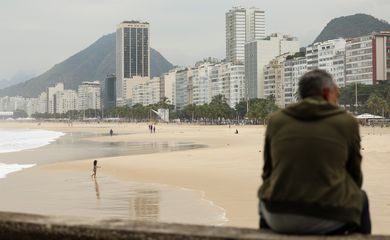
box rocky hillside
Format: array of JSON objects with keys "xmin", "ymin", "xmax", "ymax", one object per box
[{"xmin": 0, "ymin": 33, "xmax": 174, "ymax": 97}]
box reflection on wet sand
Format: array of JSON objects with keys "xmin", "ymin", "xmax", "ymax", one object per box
[
  {"xmin": 94, "ymin": 178, "xmax": 100, "ymax": 200},
  {"xmin": 128, "ymin": 189, "xmax": 159, "ymax": 222},
  {"xmin": 0, "ymin": 171, "xmax": 226, "ymax": 226}
]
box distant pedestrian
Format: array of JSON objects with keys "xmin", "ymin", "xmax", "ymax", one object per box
[
  {"xmin": 235, "ymin": 129, "xmax": 238, "ymax": 134},
  {"xmin": 109, "ymin": 129, "xmax": 113, "ymax": 136},
  {"xmin": 153, "ymin": 126, "xmax": 156, "ymax": 133},
  {"xmin": 90, "ymin": 160, "xmax": 101, "ymax": 179}
]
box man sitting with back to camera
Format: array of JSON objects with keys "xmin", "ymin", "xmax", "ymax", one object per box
[{"xmin": 258, "ymin": 69, "xmax": 371, "ymax": 235}]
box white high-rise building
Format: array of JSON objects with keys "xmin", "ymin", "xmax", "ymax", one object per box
[
  {"xmin": 192, "ymin": 62, "xmax": 213, "ymax": 106},
  {"xmin": 175, "ymin": 69, "xmax": 192, "ymax": 110},
  {"xmin": 0, "ymin": 96, "xmax": 26, "ymax": 112},
  {"xmin": 345, "ymin": 32, "xmax": 390, "ymax": 85},
  {"xmin": 123, "ymin": 76, "xmax": 149, "ymax": 102},
  {"xmin": 226, "ymin": 7, "xmax": 265, "ymax": 63},
  {"xmin": 227, "ymin": 63, "xmax": 245, "ymax": 108},
  {"xmin": 307, "ymin": 39, "xmax": 346, "ymax": 87},
  {"xmin": 245, "ymin": 33, "xmax": 300, "ymax": 99},
  {"xmin": 306, "ymin": 44, "xmax": 319, "ymax": 71},
  {"xmin": 25, "ymin": 98, "xmax": 39, "ymax": 116},
  {"xmin": 283, "ymin": 56, "xmax": 307, "ymax": 106},
  {"xmin": 55, "ymin": 90, "xmax": 78, "ymax": 114},
  {"xmin": 264, "ymin": 54, "xmax": 289, "ymax": 108},
  {"xmin": 116, "ymin": 21, "xmax": 150, "ymax": 101},
  {"xmin": 160, "ymin": 69, "xmax": 177, "ymax": 106},
  {"xmin": 47, "ymin": 82, "xmax": 64, "ymax": 114},
  {"xmin": 78, "ymin": 81, "xmax": 101, "ymax": 110},
  {"xmin": 144, "ymin": 77, "xmax": 161, "ymax": 106},
  {"xmin": 37, "ymin": 92, "xmax": 47, "ymax": 114},
  {"xmin": 173, "ymin": 61, "xmax": 245, "ymax": 110},
  {"xmin": 209, "ymin": 64, "xmax": 223, "ymax": 101}
]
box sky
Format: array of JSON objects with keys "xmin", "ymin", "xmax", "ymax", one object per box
[{"xmin": 1, "ymin": 0, "xmax": 390, "ymax": 82}]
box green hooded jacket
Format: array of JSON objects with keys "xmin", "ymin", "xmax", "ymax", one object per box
[{"xmin": 258, "ymin": 97, "xmax": 363, "ymax": 225}]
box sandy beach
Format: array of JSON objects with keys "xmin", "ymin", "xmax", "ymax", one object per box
[{"xmin": 0, "ymin": 121, "xmax": 389, "ymax": 234}]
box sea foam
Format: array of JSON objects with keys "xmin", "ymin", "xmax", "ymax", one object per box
[
  {"xmin": 0, "ymin": 129, "xmax": 64, "ymax": 153},
  {"xmin": 0, "ymin": 163, "xmax": 36, "ymax": 179},
  {"xmin": 0, "ymin": 128, "xmax": 64, "ymax": 178}
]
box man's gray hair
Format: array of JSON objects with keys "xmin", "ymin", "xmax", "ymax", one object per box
[{"xmin": 298, "ymin": 69, "xmax": 335, "ymax": 99}]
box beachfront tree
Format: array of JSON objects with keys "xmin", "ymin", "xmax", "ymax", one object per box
[
  {"xmin": 184, "ymin": 104, "xmax": 196, "ymax": 121},
  {"xmin": 155, "ymin": 97, "xmax": 174, "ymax": 111},
  {"xmin": 235, "ymin": 100, "xmax": 247, "ymax": 119},
  {"xmin": 247, "ymin": 97, "xmax": 279, "ymax": 124},
  {"xmin": 197, "ymin": 104, "xmax": 212, "ymax": 122},
  {"xmin": 367, "ymin": 94, "xmax": 388, "ymax": 116},
  {"xmin": 339, "ymin": 82, "xmax": 390, "ymax": 114},
  {"xmin": 13, "ymin": 109, "xmax": 28, "ymax": 118},
  {"xmin": 208, "ymin": 94, "xmax": 233, "ymax": 122}
]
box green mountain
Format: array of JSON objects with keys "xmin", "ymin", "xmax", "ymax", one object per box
[
  {"xmin": 314, "ymin": 13, "xmax": 390, "ymax": 43},
  {"xmin": 0, "ymin": 33, "xmax": 174, "ymax": 97}
]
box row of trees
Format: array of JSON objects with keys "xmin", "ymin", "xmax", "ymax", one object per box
[
  {"xmin": 30, "ymin": 95, "xmax": 279, "ymax": 124},
  {"xmin": 25, "ymin": 82, "xmax": 390, "ymax": 122},
  {"xmin": 339, "ymin": 81, "xmax": 390, "ymax": 117},
  {"xmin": 171, "ymin": 95, "xmax": 278, "ymax": 124}
]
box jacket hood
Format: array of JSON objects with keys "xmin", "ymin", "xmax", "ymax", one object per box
[{"xmin": 283, "ymin": 97, "xmax": 345, "ymax": 121}]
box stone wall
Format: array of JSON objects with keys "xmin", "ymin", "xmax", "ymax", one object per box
[{"xmin": 0, "ymin": 211, "xmax": 388, "ymax": 240}]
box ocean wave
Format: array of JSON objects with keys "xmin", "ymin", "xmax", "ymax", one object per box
[
  {"xmin": 0, "ymin": 163, "xmax": 36, "ymax": 179},
  {"xmin": 0, "ymin": 129, "xmax": 65, "ymax": 154}
]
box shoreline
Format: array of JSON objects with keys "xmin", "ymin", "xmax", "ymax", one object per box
[{"xmin": 0, "ymin": 122, "xmax": 390, "ymax": 233}]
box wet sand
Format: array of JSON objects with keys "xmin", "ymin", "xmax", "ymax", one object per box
[{"xmin": 0, "ymin": 122, "xmax": 390, "ymax": 234}]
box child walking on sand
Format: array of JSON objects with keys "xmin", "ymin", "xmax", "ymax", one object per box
[{"xmin": 91, "ymin": 160, "xmax": 100, "ymax": 179}]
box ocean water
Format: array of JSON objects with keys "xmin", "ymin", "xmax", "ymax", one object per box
[{"xmin": 0, "ymin": 129, "xmax": 64, "ymax": 179}]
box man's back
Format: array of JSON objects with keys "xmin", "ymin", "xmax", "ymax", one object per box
[{"xmin": 259, "ymin": 97, "xmax": 363, "ymax": 228}]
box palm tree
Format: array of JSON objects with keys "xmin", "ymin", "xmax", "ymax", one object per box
[{"xmin": 367, "ymin": 94, "xmax": 387, "ymax": 116}]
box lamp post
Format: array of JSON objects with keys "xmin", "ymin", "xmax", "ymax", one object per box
[{"xmin": 354, "ymin": 82, "xmax": 358, "ymax": 115}]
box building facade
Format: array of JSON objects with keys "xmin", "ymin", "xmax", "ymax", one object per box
[
  {"xmin": 37, "ymin": 92, "xmax": 47, "ymax": 114},
  {"xmin": 264, "ymin": 54, "xmax": 289, "ymax": 108},
  {"xmin": 173, "ymin": 61, "xmax": 245, "ymax": 110},
  {"xmin": 78, "ymin": 81, "xmax": 101, "ymax": 110},
  {"xmin": 116, "ymin": 21, "xmax": 150, "ymax": 100},
  {"xmin": 160, "ymin": 69, "xmax": 177, "ymax": 106},
  {"xmin": 175, "ymin": 69, "xmax": 191, "ymax": 110},
  {"xmin": 192, "ymin": 62, "xmax": 213, "ymax": 106},
  {"xmin": 103, "ymin": 74, "xmax": 116, "ymax": 109},
  {"xmin": 55, "ymin": 90, "xmax": 78, "ymax": 114},
  {"xmin": 306, "ymin": 39, "xmax": 346, "ymax": 87},
  {"xmin": 226, "ymin": 7, "xmax": 265, "ymax": 63},
  {"xmin": 245, "ymin": 33, "xmax": 300, "ymax": 99},
  {"xmin": 283, "ymin": 56, "xmax": 307, "ymax": 106},
  {"xmin": 227, "ymin": 63, "xmax": 245, "ymax": 108},
  {"xmin": 47, "ymin": 82, "xmax": 64, "ymax": 114},
  {"xmin": 345, "ymin": 31, "xmax": 390, "ymax": 85}
]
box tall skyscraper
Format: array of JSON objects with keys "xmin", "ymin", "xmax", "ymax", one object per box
[
  {"xmin": 226, "ymin": 7, "xmax": 265, "ymax": 63},
  {"xmin": 103, "ymin": 74, "xmax": 116, "ymax": 109},
  {"xmin": 116, "ymin": 21, "xmax": 150, "ymax": 101}
]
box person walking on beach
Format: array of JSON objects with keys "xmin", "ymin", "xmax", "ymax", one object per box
[
  {"xmin": 258, "ymin": 69, "xmax": 371, "ymax": 235},
  {"xmin": 153, "ymin": 125, "xmax": 156, "ymax": 133},
  {"xmin": 91, "ymin": 160, "xmax": 101, "ymax": 179},
  {"xmin": 109, "ymin": 129, "xmax": 113, "ymax": 136}
]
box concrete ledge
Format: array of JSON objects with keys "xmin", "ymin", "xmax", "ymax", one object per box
[{"xmin": 0, "ymin": 211, "xmax": 388, "ymax": 240}]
